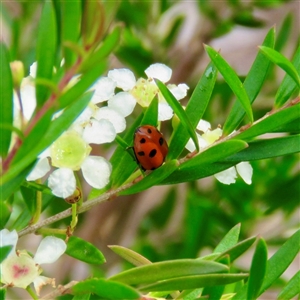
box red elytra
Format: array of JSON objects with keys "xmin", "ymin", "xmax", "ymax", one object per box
[{"xmin": 133, "ymin": 125, "xmax": 169, "ymax": 170}]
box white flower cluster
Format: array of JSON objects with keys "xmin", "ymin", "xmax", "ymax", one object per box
[
  {"xmin": 186, "ymin": 120, "xmax": 253, "ymax": 185},
  {"xmin": 0, "ymin": 229, "xmax": 66, "ymax": 295},
  {"xmin": 20, "ymin": 62, "xmax": 187, "ymax": 198}
]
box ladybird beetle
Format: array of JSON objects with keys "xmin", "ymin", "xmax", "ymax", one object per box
[{"xmin": 133, "ymin": 125, "xmax": 168, "ymax": 170}]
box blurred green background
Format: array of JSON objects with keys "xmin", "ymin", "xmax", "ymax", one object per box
[{"xmin": 1, "ymin": 1, "xmax": 299, "ymax": 298}]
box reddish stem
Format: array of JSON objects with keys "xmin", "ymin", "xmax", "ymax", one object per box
[{"xmin": 2, "ymin": 58, "xmax": 82, "ymax": 173}]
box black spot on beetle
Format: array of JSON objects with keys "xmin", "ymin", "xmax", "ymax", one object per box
[
  {"xmin": 149, "ymin": 149, "xmax": 157, "ymax": 158},
  {"xmin": 140, "ymin": 138, "xmax": 146, "ymax": 144},
  {"xmin": 159, "ymin": 137, "xmax": 164, "ymax": 145},
  {"xmin": 138, "ymin": 151, "xmax": 145, "ymax": 156},
  {"xmin": 147, "ymin": 128, "xmax": 152, "ymax": 134}
]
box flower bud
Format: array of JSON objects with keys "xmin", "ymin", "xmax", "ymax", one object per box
[{"xmin": 10, "ymin": 61, "xmax": 24, "ymax": 89}]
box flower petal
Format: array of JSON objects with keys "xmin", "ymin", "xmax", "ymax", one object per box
[
  {"xmin": 26, "ymin": 157, "xmax": 51, "ymax": 181},
  {"xmin": 0, "ymin": 229, "xmax": 18, "ymax": 255},
  {"xmin": 108, "ymin": 68, "xmax": 136, "ymax": 91},
  {"xmin": 82, "ymin": 119, "xmax": 116, "ymax": 144},
  {"xmin": 202, "ymin": 128, "xmax": 222, "ymax": 144},
  {"xmin": 48, "ymin": 168, "xmax": 76, "ymax": 198},
  {"xmin": 33, "ymin": 276, "xmax": 55, "ymax": 296},
  {"xmin": 158, "ymin": 102, "xmax": 173, "ymax": 121},
  {"xmin": 214, "ymin": 166, "xmax": 237, "ymax": 185},
  {"xmin": 108, "ymin": 92, "xmax": 136, "ymax": 117},
  {"xmin": 95, "ymin": 107, "xmax": 126, "ymax": 133},
  {"xmin": 1, "ymin": 252, "xmax": 39, "ymax": 288},
  {"xmin": 81, "ymin": 156, "xmax": 112, "ymax": 189},
  {"xmin": 29, "ymin": 62, "xmax": 37, "ymax": 78},
  {"xmin": 34, "ymin": 236, "xmax": 67, "ymax": 265},
  {"xmin": 91, "ymin": 76, "xmax": 116, "ymax": 103},
  {"xmin": 168, "ymin": 83, "xmax": 189, "ymax": 100},
  {"xmin": 236, "ymin": 161, "xmax": 253, "ymax": 185},
  {"xmin": 145, "ymin": 63, "xmax": 172, "ymax": 83},
  {"xmin": 185, "ymin": 133, "xmax": 207, "ymax": 152},
  {"xmin": 196, "ymin": 119, "xmax": 211, "ymax": 133}
]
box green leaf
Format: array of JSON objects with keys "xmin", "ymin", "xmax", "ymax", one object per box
[
  {"xmin": 236, "ymin": 103, "xmax": 300, "ymax": 141},
  {"xmin": 108, "ymin": 245, "xmax": 152, "ymax": 267},
  {"xmin": 58, "ymin": 62, "xmax": 106, "ymax": 109},
  {"xmin": 1, "ymin": 91, "xmax": 93, "ymax": 185},
  {"xmin": 259, "ymin": 46, "xmax": 300, "ymax": 88},
  {"xmin": 216, "ymin": 236, "xmax": 257, "ymax": 263},
  {"xmin": 180, "ymin": 140, "xmax": 248, "ymax": 172},
  {"xmin": 119, "ymin": 160, "xmax": 178, "ymax": 195},
  {"xmin": 155, "ymin": 79, "xmax": 199, "ymax": 152},
  {"xmin": 161, "ymin": 161, "xmax": 238, "ymax": 185},
  {"xmin": 259, "ymin": 229, "xmax": 300, "ymax": 295},
  {"xmin": 214, "ymin": 223, "xmax": 241, "ymax": 253},
  {"xmin": 61, "ymin": 1, "xmax": 81, "ymax": 68},
  {"xmin": 140, "ymin": 273, "xmax": 248, "ymax": 292},
  {"xmin": 225, "ymin": 135, "xmax": 300, "ymax": 162},
  {"xmin": 72, "ymin": 293, "xmax": 91, "ymax": 300},
  {"xmin": 0, "ymin": 202, "xmax": 11, "ymax": 228},
  {"xmin": 0, "ymin": 245, "xmax": 12, "ymax": 263},
  {"xmin": 247, "ymin": 238, "xmax": 268, "ymax": 300},
  {"xmin": 204, "ymin": 44, "xmax": 253, "ymax": 123},
  {"xmin": 109, "ymin": 259, "xmax": 228, "ymax": 286},
  {"xmin": 35, "ymin": 1, "xmax": 57, "ymax": 106},
  {"xmin": 80, "ymin": 25, "xmax": 122, "ymax": 73},
  {"xmin": 167, "ymin": 62, "xmax": 217, "ymax": 160},
  {"xmin": 109, "ymin": 115, "xmax": 143, "ymax": 189},
  {"xmin": 275, "ymin": 45, "xmax": 300, "ymax": 107},
  {"xmin": 0, "ymin": 160, "xmax": 36, "ymax": 201},
  {"xmin": 0, "ymin": 43, "xmax": 13, "ymax": 157},
  {"xmin": 72, "ymin": 278, "xmax": 140, "ymax": 300},
  {"xmin": 0, "ymin": 288, "xmax": 6, "ymax": 300},
  {"xmin": 275, "ymin": 14, "xmax": 293, "ymax": 52},
  {"xmin": 277, "ymin": 270, "xmax": 300, "ymax": 300},
  {"xmin": 65, "ymin": 236, "xmax": 106, "ymax": 265},
  {"xmin": 223, "ymin": 27, "xmax": 275, "ymax": 135},
  {"xmin": 140, "ymin": 96, "xmax": 159, "ymax": 127}
]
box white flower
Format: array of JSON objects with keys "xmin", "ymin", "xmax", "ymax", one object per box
[
  {"xmin": 108, "ymin": 63, "xmax": 189, "ymax": 121},
  {"xmin": 185, "ymin": 120, "xmax": 253, "ymax": 185},
  {"xmin": 0, "ymin": 229, "xmax": 66, "ymax": 295}
]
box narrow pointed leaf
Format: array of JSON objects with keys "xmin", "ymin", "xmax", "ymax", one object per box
[
  {"xmin": 156, "ymin": 79, "xmax": 199, "ymax": 152},
  {"xmin": 0, "ymin": 246, "xmax": 12, "ymax": 263},
  {"xmin": 275, "ymin": 45, "xmax": 300, "ymax": 107},
  {"xmin": 35, "ymin": 1, "xmax": 57, "ymax": 106},
  {"xmin": 247, "ymin": 238, "xmax": 268, "ymax": 300},
  {"xmin": 225, "ymin": 135, "xmax": 300, "ymax": 162},
  {"xmin": 119, "ymin": 160, "xmax": 178, "ymax": 195},
  {"xmin": 1, "ymin": 92, "xmax": 93, "ymax": 185},
  {"xmin": 224, "ymin": 27, "xmax": 275, "ymax": 135},
  {"xmin": 109, "ymin": 97, "xmax": 158, "ymax": 189},
  {"xmin": 259, "ymin": 46, "xmax": 300, "ymax": 88},
  {"xmin": 65, "ymin": 236, "xmax": 106, "ymax": 264},
  {"xmin": 167, "ymin": 62, "xmax": 217, "ymax": 159},
  {"xmin": 0, "ymin": 43, "xmax": 13, "ymax": 157},
  {"xmin": 275, "ymin": 14, "xmax": 293, "ymax": 52},
  {"xmin": 108, "ymin": 245, "xmax": 152, "ymax": 267},
  {"xmin": 214, "ymin": 223, "xmax": 241, "ymax": 253},
  {"xmin": 180, "ymin": 140, "xmax": 248, "ymax": 170},
  {"xmin": 204, "ymin": 44, "xmax": 253, "ymax": 123},
  {"xmin": 61, "ymin": 1, "xmax": 81, "ymax": 68},
  {"xmin": 236, "ymin": 102, "xmax": 300, "ymax": 141},
  {"xmin": 72, "ymin": 279, "xmax": 140, "ymax": 299},
  {"xmin": 140, "ymin": 273, "xmax": 248, "ymax": 292},
  {"xmin": 277, "ymin": 271, "xmax": 300, "ymax": 300},
  {"xmin": 216, "ymin": 236, "xmax": 257, "ymax": 263},
  {"xmin": 259, "ymin": 229, "xmax": 300, "ymax": 295},
  {"xmin": 109, "ymin": 259, "xmax": 228, "ymax": 285}
]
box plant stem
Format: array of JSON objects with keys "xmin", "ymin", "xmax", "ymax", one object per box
[
  {"xmin": 17, "ymin": 179, "xmax": 140, "ymax": 238},
  {"xmin": 26, "ymin": 285, "xmax": 38, "ymax": 300},
  {"xmin": 31, "ymin": 179, "xmax": 42, "ymax": 224}
]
